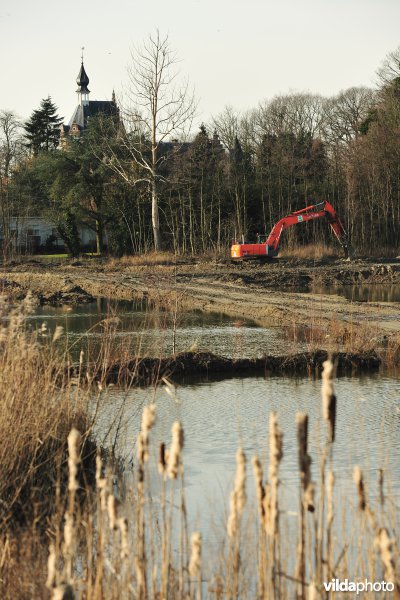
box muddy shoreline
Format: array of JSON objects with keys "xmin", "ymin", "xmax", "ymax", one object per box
[
  {"xmin": 68, "ymin": 349, "xmax": 381, "ymax": 387},
  {"xmin": 2, "ymin": 256, "xmax": 400, "ymax": 333}
]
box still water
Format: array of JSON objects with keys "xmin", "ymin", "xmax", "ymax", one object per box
[
  {"xmin": 312, "ymin": 284, "xmax": 400, "ymax": 303},
  {"xmin": 30, "ymin": 298, "xmax": 291, "ymax": 359},
  {"xmin": 96, "ymin": 373, "xmax": 400, "ymax": 545}
]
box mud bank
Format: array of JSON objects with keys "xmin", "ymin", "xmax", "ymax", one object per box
[
  {"xmin": 2, "ymin": 257, "xmax": 400, "ymax": 333},
  {"xmin": 71, "ymin": 350, "xmax": 381, "ymax": 387}
]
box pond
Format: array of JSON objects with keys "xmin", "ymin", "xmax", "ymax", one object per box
[
  {"xmin": 29, "ymin": 298, "xmax": 295, "ymax": 359},
  {"xmin": 96, "ymin": 372, "xmax": 400, "ymax": 549}
]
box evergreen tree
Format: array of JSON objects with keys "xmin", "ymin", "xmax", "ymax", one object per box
[{"xmin": 24, "ymin": 97, "xmax": 63, "ymax": 155}]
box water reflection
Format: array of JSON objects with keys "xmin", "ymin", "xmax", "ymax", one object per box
[
  {"xmin": 28, "ymin": 298, "xmax": 291, "ymax": 359},
  {"xmin": 96, "ymin": 373, "xmax": 400, "ymax": 544},
  {"xmin": 313, "ymin": 284, "xmax": 400, "ymax": 303}
]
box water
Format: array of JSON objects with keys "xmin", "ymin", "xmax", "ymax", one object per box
[
  {"xmin": 29, "ymin": 298, "xmax": 292, "ymax": 359},
  {"xmin": 312, "ymin": 284, "xmax": 400, "ymax": 303},
  {"xmin": 96, "ymin": 373, "xmax": 400, "ymax": 546}
]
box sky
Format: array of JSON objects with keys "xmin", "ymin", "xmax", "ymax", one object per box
[{"xmin": 1, "ymin": 0, "xmax": 399, "ymax": 126}]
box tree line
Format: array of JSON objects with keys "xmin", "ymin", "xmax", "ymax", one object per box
[{"xmin": 0, "ymin": 37, "xmax": 399, "ymax": 258}]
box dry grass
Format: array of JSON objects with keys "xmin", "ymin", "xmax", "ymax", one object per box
[
  {"xmin": 285, "ymin": 313, "xmax": 400, "ymax": 366},
  {"xmin": 34, "ymin": 359, "xmax": 398, "ymax": 599},
  {"xmin": 0, "ymin": 296, "xmax": 398, "ymax": 598},
  {"xmin": 0, "ymin": 295, "xmax": 97, "ymax": 597},
  {"xmin": 279, "ymin": 243, "xmax": 340, "ymax": 260},
  {"xmin": 106, "ymin": 251, "xmax": 182, "ymax": 269}
]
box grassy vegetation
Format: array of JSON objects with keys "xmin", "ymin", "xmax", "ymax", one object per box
[
  {"xmin": 279, "ymin": 243, "xmax": 340, "ymax": 260},
  {"xmin": 0, "ymin": 295, "xmax": 398, "ymax": 598},
  {"xmin": 0, "ymin": 295, "xmax": 98, "ymax": 597}
]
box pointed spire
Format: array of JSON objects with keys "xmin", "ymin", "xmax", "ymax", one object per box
[
  {"xmin": 76, "ymin": 48, "xmax": 90, "ymax": 106},
  {"xmin": 111, "ymin": 89, "xmax": 116, "ymax": 104}
]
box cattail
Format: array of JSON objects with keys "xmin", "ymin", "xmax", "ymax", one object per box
[
  {"xmin": 353, "ymin": 465, "xmax": 366, "ymax": 511},
  {"xmin": 167, "ymin": 421, "xmax": 184, "ymax": 479},
  {"xmin": 46, "ymin": 543, "xmax": 57, "ymax": 590},
  {"xmin": 137, "ymin": 403, "xmax": 156, "ymax": 463},
  {"xmin": 308, "ymin": 580, "xmax": 318, "ymax": 600},
  {"xmin": 269, "ymin": 412, "xmax": 283, "ymax": 480},
  {"xmin": 227, "ymin": 447, "xmax": 246, "ymax": 537},
  {"xmin": 252, "ymin": 456, "xmax": 265, "ymax": 524},
  {"xmin": 118, "ymin": 517, "xmax": 129, "ymax": 560},
  {"xmin": 322, "ymin": 359, "xmax": 337, "ymax": 442},
  {"xmin": 267, "ymin": 412, "xmax": 283, "ymax": 534},
  {"xmin": 296, "ymin": 413, "xmax": 315, "ymax": 512},
  {"xmin": 374, "ymin": 528, "xmax": 396, "ymax": 585},
  {"xmin": 158, "ymin": 442, "xmax": 167, "ymax": 477},
  {"xmin": 52, "ymin": 325, "xmax": 64, "ymax": 342},
  {"xmin": 95, "ymin": 454, "xmax": 108, "ymax": 511},
  {"xmin": 378, "ymin": 468, "xmax": 385, "ymax": 506},
  {"xmin": 189, "ymin": 531, "xmax": 202, "ymax": 578},
  {"xmin": 107, "ymin": 494, "xmax": 118, "ymax": 531},
  {"xmin": 67, "ymin": 429, "xmax": 81, "ymax": 492},
  {"xmin": 63, "ymin": 512, "xmax": 75, "ymax": 563}
]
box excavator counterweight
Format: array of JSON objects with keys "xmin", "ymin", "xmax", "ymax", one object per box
[{"xmin": 230, "ymin": 200, "xmax": 351, "ymax": 261}]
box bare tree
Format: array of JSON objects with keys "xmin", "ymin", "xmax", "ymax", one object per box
[
  {"xmin": 0, "ymin": 111, "xmax": 24, "ymax": 259},
  {"xmin": 376, "ymin": 45, "xmax": 400, "ymax": 86},
  {"xmin": 321, "ymin": 87, "xmax": 376, "ymax": 145},
  {"xmin": 102, "ymin": 31, "xmax": 196, "ymax": 251}
]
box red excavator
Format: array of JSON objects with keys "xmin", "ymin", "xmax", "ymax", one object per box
[{"xmin": 231, "ymin": 200, "xmax": 352, "ymax": 261}]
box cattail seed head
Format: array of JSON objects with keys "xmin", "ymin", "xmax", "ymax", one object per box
[
  {"xmin": 46, "ymin": 543, "xmax": 57, "ymax": 590},
  {"xmin": 118, "ymin": 517, "xmax": 129, "ymax": 560},
  {"xmin": 322, "ymin": 359, "xmax": 337, "ymax": 442},
  {"xmin": 107, "ymin": 494, "xmax": 118, "ymax": 530},
  {"xmin": 63, "ymin": 512, "xmax": 75, "ymax": 557},
  {"xmin": 353, "ymin": 465, "xmax": 366, "ymax": 511},
  {"xmin": 227, "ymin": 446, "xmax": 247, "ymax": 537},
  {"xmin": 252, "ymin": 456, "xmax": 265, "ymax": 524},
  {"xmin": 189, "ymin": 531, "xmax": 202, "ymax": 578},
  {"xmin": 67, "ymin": 429, "xmax": 81, "ymax": 492},
  {"xmin": 137, "ymin": 403, "xmax": 156, "ymax": 464},
  {"xmin": 296, "ymin": 413, "xmax": 315, "ymax": 512},
  {"xmin": 158, "ymin": 442, "xmax": 167, "ymax": 477},
  {"xmin": 374, "ymin": 528, "xmax": 396, "ymax": 584},
  {"xmin": 167, "ymin": 421, "xmax": 184, "ymax": 479}
]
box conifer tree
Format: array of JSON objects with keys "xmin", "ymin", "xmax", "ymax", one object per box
[{"xmin": 24, "ymin": 97, "xmax": 63, "ymax": 155}]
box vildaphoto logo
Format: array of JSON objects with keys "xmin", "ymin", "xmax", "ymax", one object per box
[{"xmin": 323, "ymin": 579, "xmax": 394, "ymax": 594}]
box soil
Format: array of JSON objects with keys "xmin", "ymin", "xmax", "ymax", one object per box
[
  {"xmin": 1, "ymin": 256, "xmax": 400, "ymax": 336},
  {"xmin": 70, "ymin": 349, "xmax": 381, "ymax": 387}
]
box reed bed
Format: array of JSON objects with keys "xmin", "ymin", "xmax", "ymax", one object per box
[
  {"xmin": 40, "ymin": 361, "xmax": 399, "ymax": 599},
  {"xmin": 0, "ymin": 296, "xmax": 398, "ymax": 599},
  {"xmin": 0, "ymin": 295, "xmax": 97, "ymax": 597}
]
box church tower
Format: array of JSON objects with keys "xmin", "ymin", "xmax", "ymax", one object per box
[
  {"xmin": 76, "ymin": 60, "xmax": 90, "ymax": 107},
  {"xmin": 60, "ymin": 50, "xmax": 119, "ymax": 143}
]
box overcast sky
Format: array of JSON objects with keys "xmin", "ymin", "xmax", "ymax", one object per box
[{"xmin": 1, "ymin": 0, "xmax": 399, "ymax": 126}]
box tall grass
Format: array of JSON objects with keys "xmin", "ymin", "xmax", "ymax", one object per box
[
  {"xmin": 0, "ymin": 294, "xmax": 96, "ymax": 597},
  {"xmin": 40, "ymin": 362, "xmax": 398, "ymax": 599},
  {"xmin": 0, "ymin": 296, "xmax": 398, "ymax": 598}
]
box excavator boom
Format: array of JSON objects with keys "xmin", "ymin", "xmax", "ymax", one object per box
[{"xmin": 231, "ymin": 200, "xmax": 351, "ymax": 260}]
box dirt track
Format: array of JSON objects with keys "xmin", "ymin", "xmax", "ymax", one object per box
[{"xmin": 1, "ymin": 256, "xmax": 400, "ymax": 335}]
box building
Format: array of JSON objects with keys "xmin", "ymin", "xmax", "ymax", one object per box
[
  {"xmin": 1, "ymin": 59, "xmax": 119, "ymax": 254},
  {"xmin": 60, "ymin": 60, "xmax": 119, "ymax": 142}
]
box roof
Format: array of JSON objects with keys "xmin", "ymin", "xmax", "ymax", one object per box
[
  {"xmin": 68, "ymin": 100, "xmax": 119, "ymax": 130},
  {"xmin": 76, "ymin": 62, "xmax": 90, "ymax": 93}
]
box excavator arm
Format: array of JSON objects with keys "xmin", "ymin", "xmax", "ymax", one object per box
[{"xmin": 231, "ymin": 200, "xmax": 351, "ymax": 260}]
